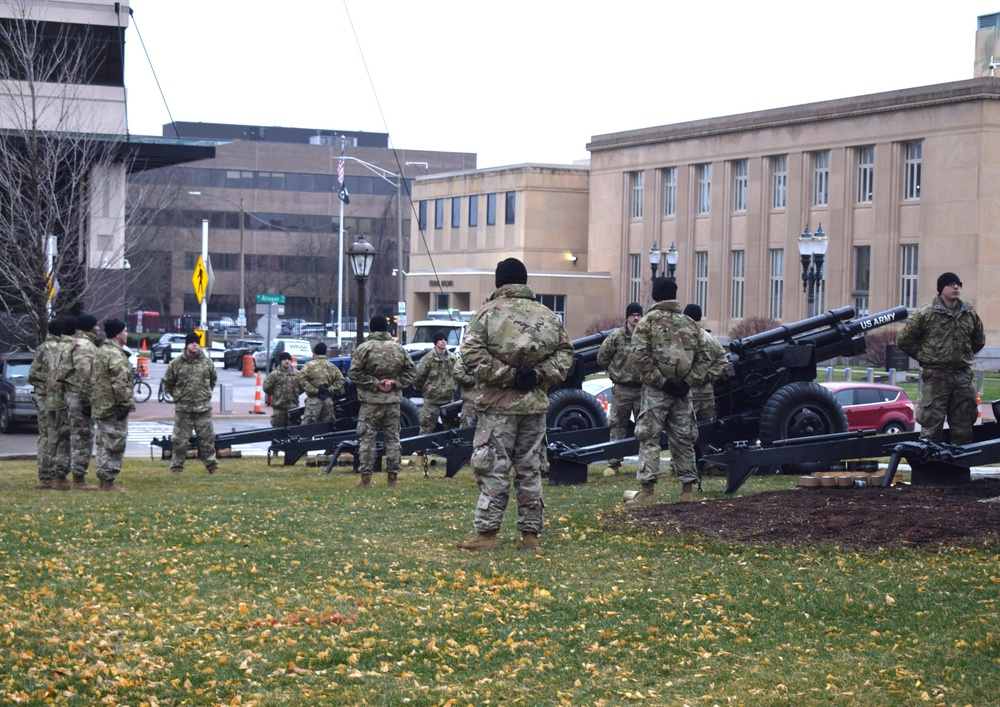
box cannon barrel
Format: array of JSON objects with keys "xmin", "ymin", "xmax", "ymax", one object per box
[
  {"xmin": 794, "ymin": 306, "xmax": 909, "ymax": 355},
  {"xmin": 729, "ymin": 306, "xmax": 855, "ymax": 356}
]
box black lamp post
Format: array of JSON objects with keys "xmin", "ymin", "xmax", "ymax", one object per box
[
  {"xmin": 648, "ymin": 243, "xmax": 661, "ymax": 281},
  {"xmin": 665, "ymin": 242, "xmax": 679, "ymax": 278},
  {"xmin": 348, "ymin": 234, "xmax": 377, "ymax": 347},
  {"xmin": 798, "ymin": 224, "xmax": 828, "ymax": 318}
]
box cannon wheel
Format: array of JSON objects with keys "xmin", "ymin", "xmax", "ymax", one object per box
[
  {"xmin": 546, "ymin": 388, "xmax": 608, "ymax": 431},
  {"xmin": 399, "ymin": 398, "xmax": 420, "ymax": 429},
  {"xmin": 758, "ymin": 381, "xmax": 847, "ymax": 444}
]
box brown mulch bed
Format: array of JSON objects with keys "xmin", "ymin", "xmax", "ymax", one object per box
[{"xmin": 615, "ymin": 478, "xmax": 1000, "ymax": 549}]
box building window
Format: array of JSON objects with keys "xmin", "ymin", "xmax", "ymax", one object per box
[
  {"xmin": 630, "ymin": 171, "xmax": 644, "ymax": 219},
  {"xmin": 730, "ymin": 250, "xmax": 745, "ymax": 319},
  {"xmin": 697, "ymin": 164, "xmax": 711, "ymax": 214},
  {"xmin": 852, "ymin": 246, "xmax": 871, "ymax": 316},
  {"xmin": 451, "ymin": 197, "xmax": 460, "ymax": 228},
  {"xmin": 434, "ymin": 199, "xmax": 444, "ymax": 229},
  {"xmin": 629, "ymin": 253, "xmax": 641, "ymax": 304},
  {"xmin": 418, "ymin": 201, "xmax": 427, "ymax": 230},
  {"xmin": 771, "ymin": 155, "xmax": 787, "ymax": 209},
  {"xmin": 695, "ymin": 251, "xmax": 709, "ymax": 312},
  {"xmin": 904, "ymin": 141, "xmax": 922, "ymax": 200},
  {"xmin": 486, "ymin": 193, "xmax": 497, "ymax": 225},
  {"xmin": 857, "ymin": 146, "xmax": 875, "ymax": 203},
  {"xmin": 733, "ymin": 159, "xmax": 748, "ymax": 212},
  {"xmin": 434, "ymin": 292, "xmax": 450, "ymax": 311},
  {"xmin": 468, "ymin": 195, "xmax": 478, "ymax": 227},
  {"xmin": 813, "ymin": 150, "xmax": 830, "ymax": 206},
  {"xmin": 663, "ymin": 167, "xmax": 677, "ymax": 216},
  {"xmin": 536, "ymin": 294, "xmax": 566, "ymax": 324},
  {"xmin": 900, "ymin": 244, "xmax": 919, "ymax": 309},
  {"xmin": 505, "ymin": 191, "xmax": 516, "ymax": 225},
  {"xmin": 769, "ymin": 248, "xmax": 784, "ymax": 320}
]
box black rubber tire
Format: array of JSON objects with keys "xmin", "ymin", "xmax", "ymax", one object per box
[
  {"xmin": 0, "ymin": 401, "xmax": 12, "ymax": 434},
  {"xmin": 758, "ymin": 381, "xmax": 848, "ymax": 444},
  {"xmin": 881, "ymin": 420, "xmax": 908, "ymax": 435},
  {"xmin": 546, "ymin": 388, "xmax": 608, "ymax": 431},
  {"xmin": 399, "ymin": 397, "xmax": 421, "ymax": 428}
]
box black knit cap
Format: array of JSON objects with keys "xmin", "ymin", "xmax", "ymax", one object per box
[
  {"xmin": 625, "ymin": 302, "xmax": 643, "ymax": 318},
  {"xmin": 652, "ymin": 277, "xmax": 678, "ymax": 302},
  {"xmin": 433, "ymin": 330, "xmax": 447, "ymax": 344},
  {"xmin": 48, "ymin": 319, "xmax": 63, "ymax": 336},
  {"xmin": 495, "ymin": 257, "xmax": 528, "ymax": 288},
  {"xmin": 62, "ymin": 316, "xmax": 77, "ymax": 335},
  {"xmin": 278, "ymin": 351, "xmax": 292, "ymax": 361},
  {"xmin": 103, "ymin": 318, "xmax": 126, "ymax": 338},
  {"xmin": 370, "ymin": 315, "xmax": 387, "ymax": 332},
  {"xmin": 683, "ymin": 304, "xmax": 702, "ymax": 322},
  {"xmin": 76, "ymin": 313, "xmax": 98, "ymax": 331},
  {"xmin": 185, "ymin": 332, "xmax": 201, "ymax": 346},
  {"xmin": 936, "ymin": 272, "xmax": 962, "ymax": 294},
  {"xmin": 314, "ymin": 341, "xmax": 327, "ymax": 356}
]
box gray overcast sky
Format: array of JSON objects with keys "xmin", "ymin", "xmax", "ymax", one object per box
[{"xmin": 124, "ymin": 0, "xmax": 997, "ymax": 169}]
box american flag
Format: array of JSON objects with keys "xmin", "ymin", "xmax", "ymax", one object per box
[{"xmin": 338, "ymin": 146, "xmax": 345, "ymax": 186}]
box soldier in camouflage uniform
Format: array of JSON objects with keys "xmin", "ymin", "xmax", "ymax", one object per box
[
  {"xmin": 629, "ymin": 277, "xmax": 710, "ymax": 505},
  {"xmin": 683, "ymin": 304, "xmax": 731, "ymax": 476},
  {"xmin": 90, "ymin": 319, "xmax": 134, "ymax": 491},
  {"xmin": 28, "ymin": 319, "xmax": 63, "ymax": 488},
  {"xmin": 348, "ymin": 315, "xmax": 417, "ymax": 487},
  {"xmin": 262, "ymin": 352, "xmax": 302, "ymax": 427},
  {"xmin": 596, "ymin": 302, "xmax": 644, "ymax": 475},
  {"xmin": 456, "ymin": 258, "xmax": 575, "ymax": 552},
  {"xmin": 299, "ymin": 342, "xmax": 345, "ymax": 424},
  {"xmin": 896, "ymin": 272, "xmax": 986, "ymax": 445},
  {"xmin": 413, "ymin": 332, "xmax": 458, "ymax": 434},
  {"xmin": 57, "ymin": 313, "xmax": 101, "ymax": 490},
  {"xmin": 43, "ymin": 316, "xmax": 76, "ymax": 489},
  {"xmin": 453, "ymin": 354, "xmax": 478, "ymax": 428},
  {"xmin": 162, "ymin": 333, "xmax": 219, "ymax": 474}
]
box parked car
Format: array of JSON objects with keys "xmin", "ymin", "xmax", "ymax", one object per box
[
  {"xmin": 0, "ymin": 350, "xmax": 37, "ymax": 433},
  {"xmin": 582, "ymin": 377, "xmax": 613, "ymax": 407},
  {"xmin": 819, "ymin": 382, "xmax": 916, "ymax": 434},
  {"xmin": 150, "ymin": 333, "xmax": 188, "ymax": 362},
  {"xmin": 223, "ymin": 339, "xmax": 265, "ymax": 370},
  {"xmin": 253, "ymin": 338, "xmax": 313, "ymax": 372},
  {"xmin": 294, "ymin": 322, "xmax": 327, "ymax": 338}
]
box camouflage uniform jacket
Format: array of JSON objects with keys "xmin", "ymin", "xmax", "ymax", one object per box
[
  {"xmin": 58, "ymin": 331, "xmax": 102, "ymax": 404},
  {"xmin": 28, "ymin": 337, "xmax": 61, "ymax": 396},
  {"xmin": 896, "ymin": 296, "xmax": 985, "ymax": 370},
  {"xmin": 348, "ymin": 332, "xmax": 416, "ymax": 404},
  {"xmin": 91, "ymin": 340, "xmax": 135, "ymax": 419},
  {"xmin": 597, "ymin": 321, "xmax": 642, "ymax": 386},
  {"xmin": 631, "ymin": 300, "xmax": 710, "ymax": 389},
  {"xmin": 459, "ymin": 283, "xmax": 575, "ymax": 416},
  {"xmin": 413, "ymin": 349, "xmax": 457, "ymax": 404},
  {"xmin": 691, "ymin": 326, "xmax": 729, "ymax": 401},
  {"xmin": 44, "ymin": 334, "xmax": 74, "ymax": 411},
  {"xmin": 453, "ymin": 355, "xmax": 477, "ymax": 402},
  {"xmin": 262, "ymin": 368, "xmax": 302, "ymax": 410},
  {"xmin": 299, "ymin": 355, "xmax": 346, "ymax": 398},
  {"xmin": 163, "ymin": 350, "xmax": 217, "ymax": 413}
]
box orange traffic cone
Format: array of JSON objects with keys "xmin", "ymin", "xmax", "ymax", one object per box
[
  {"xmin": 252, "ymin": 372, "xmax": 265, "ymax": 414},
  {"xmin": 141, "ymin": 339, "xmax": 147, "ymax": 351},
  {"xmin": 976, "ymin": 392, "xmax": 982, "ymax": 426}
]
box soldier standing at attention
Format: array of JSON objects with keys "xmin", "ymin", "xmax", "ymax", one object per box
[
  {"xmin": 628, "ymin": 277, "xmax": 709, "ymax": 505},
  {"xmin": 348, "ymin": 315, "xmax": 416, "ymax": 488},
  {"xmin": 596, "ymin": 302, "xmax": 644, "ymax": 475},
  {"xmin": 162, "ymin": 333, "xmax": 219, "ymax": 474},
  {"xmin": 90, "ymin": 319, "xmax": 134, "ymax": 492},
  {"xmin": 453, "ymin": 354, "xmax": 478, "ymax": 428},
  {"xmin": 29, "ymin": 319, "xmax": 63, "ymax": 489},
  {"xmin": 413, "ymin": 331, "xmax": 458, "ymax": 434},
  {"xmin": 57, "ymin": 313, "xmax": 102, "ymax": 490},
  {"xmin": 299, "ymin": 342, "xmax": 345, "ymax": 424},
  {"xmin": 456, "ymin": 258, "xmax": 575, "ymax": 552},
  {"xmin": 44, "ymin": 316, "xmax": 76, "ymax": 489},
  {"xmin": 262, "ymin": 352, "xmax": 302, "ymax": 427},
  {"xmin": 682, "ymin": 304, "xmax": 729, "ymax": 424},
  {"xmin": 896, "ymin": 272, "xmax": 985, "ymax": 445}
]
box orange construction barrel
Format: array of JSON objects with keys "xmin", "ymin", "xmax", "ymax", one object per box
[
  {"xmin": 242, "ymin": 353, "xmax": 255, "ymax": 377},
  {"xmin": 136, "ymin": 356, "xmax": 149, "ymax": 378}
]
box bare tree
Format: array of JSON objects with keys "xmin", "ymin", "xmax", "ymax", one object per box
[{"xmin": 290, "ymin": 231, "xmax": 341, "ymax": 322}]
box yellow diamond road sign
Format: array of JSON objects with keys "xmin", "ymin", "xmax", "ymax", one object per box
[{"xmin": 192, "ymin": 256, "xmax": 208, "ymax": 304}]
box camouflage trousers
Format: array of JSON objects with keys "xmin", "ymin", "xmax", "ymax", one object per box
[
  {"xmin": 607, "ymin": 384, "xmax": 642, "ymax": 468},
  {"xmin": 459, "ymin": 397, "xmax": 478, "ymax": 429},
  {"xmin": 66, "ymin": 391, "xmax": 94, "ymax": 476},
  {"xmin": 356, "ymin": 402, "xmax": 401, "ymax": 475},
  {"xmin": 917, "ymin": 367, "xmax": 978, "ymax": 445},
  {"xmin": 634, "ymin": 386, "xmax": 698, "ymax": 484},
  {"xmin": 469, "ymin": 411, "xmax": 546, "ymax": 535},
  {"xmin": 419, "ymin": 400, "xmax": 456, "ymax": 435},
  {"xmin": 171, "ymin": 409, "xmax": 218, "ymax": 472},
  {"xmin": 95, "ymin": 415, "xmax": 128, "ymax": 481},
  {"xmin": 303, "ymin": 396, "xmax": 335, "ymax": 424},
  {"xmin": 270, "ymin": 407, "xmax": 295, "ymax": 428},
  {"xmin": 35, "ymin": 392, "xmax": 50, "ymax": 480},
  {"xmin": 45, "ymin": 407, "xmax": 71, "ymax": 480},
  {"xmin": 692, "ymin": 395, "xmax": 724, "ymax": 476}
]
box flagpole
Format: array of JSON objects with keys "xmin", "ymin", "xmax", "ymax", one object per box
[{"xmin": 337, "ymin": 136, "xmax": 345, "ymax": 352}]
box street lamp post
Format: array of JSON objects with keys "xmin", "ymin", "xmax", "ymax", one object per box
[
  {"xmin": 648, "ymin": 243, "xmax": 661, "ymax": 281},
  {"xmin": 347, "ymin": 234, "xmax": 377, "ymax": 348},
  {"xmin": 665, "ymin": 242, "xmax": 679, "ymax": 278},
  {"xmin": 189, "ymin": 191, "xmax": 246, "ymax": 337},
  {"xmin": 798, "ymin": 224, "xmax": 828, "ymax": 318}
]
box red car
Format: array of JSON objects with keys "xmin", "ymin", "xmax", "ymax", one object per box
[{"xmin": 820, "ymin": 382, "xmax": 915, "ymax": 434}]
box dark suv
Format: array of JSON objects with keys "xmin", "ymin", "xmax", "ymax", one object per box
[{"xmin": 0, "ymin": 350, "xmax": 37, "ymax": 433}]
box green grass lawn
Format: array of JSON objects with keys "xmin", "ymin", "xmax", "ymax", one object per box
[{"xmin": 1, "ymin": 458, "xmax": 997, "ymax": 706}]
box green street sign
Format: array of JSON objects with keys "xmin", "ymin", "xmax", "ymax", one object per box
[{"xmin": 256, "ymin": 293, "xmax": 285, "ymax": 304}]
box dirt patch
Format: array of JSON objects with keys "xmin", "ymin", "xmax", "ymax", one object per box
[{"xmin": 614, "ymin": 478, "xmax": 1000, "ymax": 549}]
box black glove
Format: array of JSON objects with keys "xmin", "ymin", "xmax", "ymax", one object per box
[
  {"xmin": 513, "ymin": 366, "xmax": 538, "ymax": 391},
  {"xmin": 661, "ymin": 380, "xmax": 690, "ymax": 398},
  {"xmin": 317, "ymin": 387, "xmax": 330, "ymax": 401},
  {"xmin": 81, "ymin": 405, "xmax": 92, "ymax": 418},
  {"xmin": 115, "ymin": 408, "xmax": 129, "ymax": 421},
  {"xmin": 700, "ymin": 374, "xmax": 712, "ymax": 387}
]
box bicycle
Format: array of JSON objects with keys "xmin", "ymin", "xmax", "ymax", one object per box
[
  {"xmin": 157, "ymin": 378, "xmax": 173, "ymax": 404},
  {"xmin": 133, "ymin": 368, "xmax": 152, "ymax": 403}
]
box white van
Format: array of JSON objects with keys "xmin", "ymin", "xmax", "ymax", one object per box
[{"xmin": 404, "ymin": 318, "xmax": 469, "ymax": 355}]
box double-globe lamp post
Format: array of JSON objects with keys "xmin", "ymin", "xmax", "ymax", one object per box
[
  {"xmin": 648, "ymin": 242, "xmax": 680, "ymax": 281},
  {"xmin": 798, "ymin": 224, "xmax": 828, "ymax": 319},
  {"xmin": 348, "ymin": 233, "xmax": 377, "ymax": 348},
  {"xmin": 188, "ymin": 191, "xmax": 246, "ymax": 337}
]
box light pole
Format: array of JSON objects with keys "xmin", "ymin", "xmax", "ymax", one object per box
[
  {"xmin": 648, "ymin": 243, "xmax": 661, "ymax": 281},
  {"xmin": 798, "ymin": 224, "xmax": 828, "ymax": 318},
  {"xmin": 665, "ymin": 242, "xmax": 679, "ymax": 278},
  {"xmin": 348, "ymin": 234, "xmax": 377, "ymax": 348},
  {"xmin": 189, "ymin": 191, "xmax": 246, "ymax": 337}
]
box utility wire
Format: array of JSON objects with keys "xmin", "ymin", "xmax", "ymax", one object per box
[{"xmin": 128, "ymin": 9, "xmax": 181, "ymax": 138}]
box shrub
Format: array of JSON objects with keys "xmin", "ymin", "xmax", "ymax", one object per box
[{"xmin": 727, "ymin": 316, "xmax": 781, "ymax": 341}]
